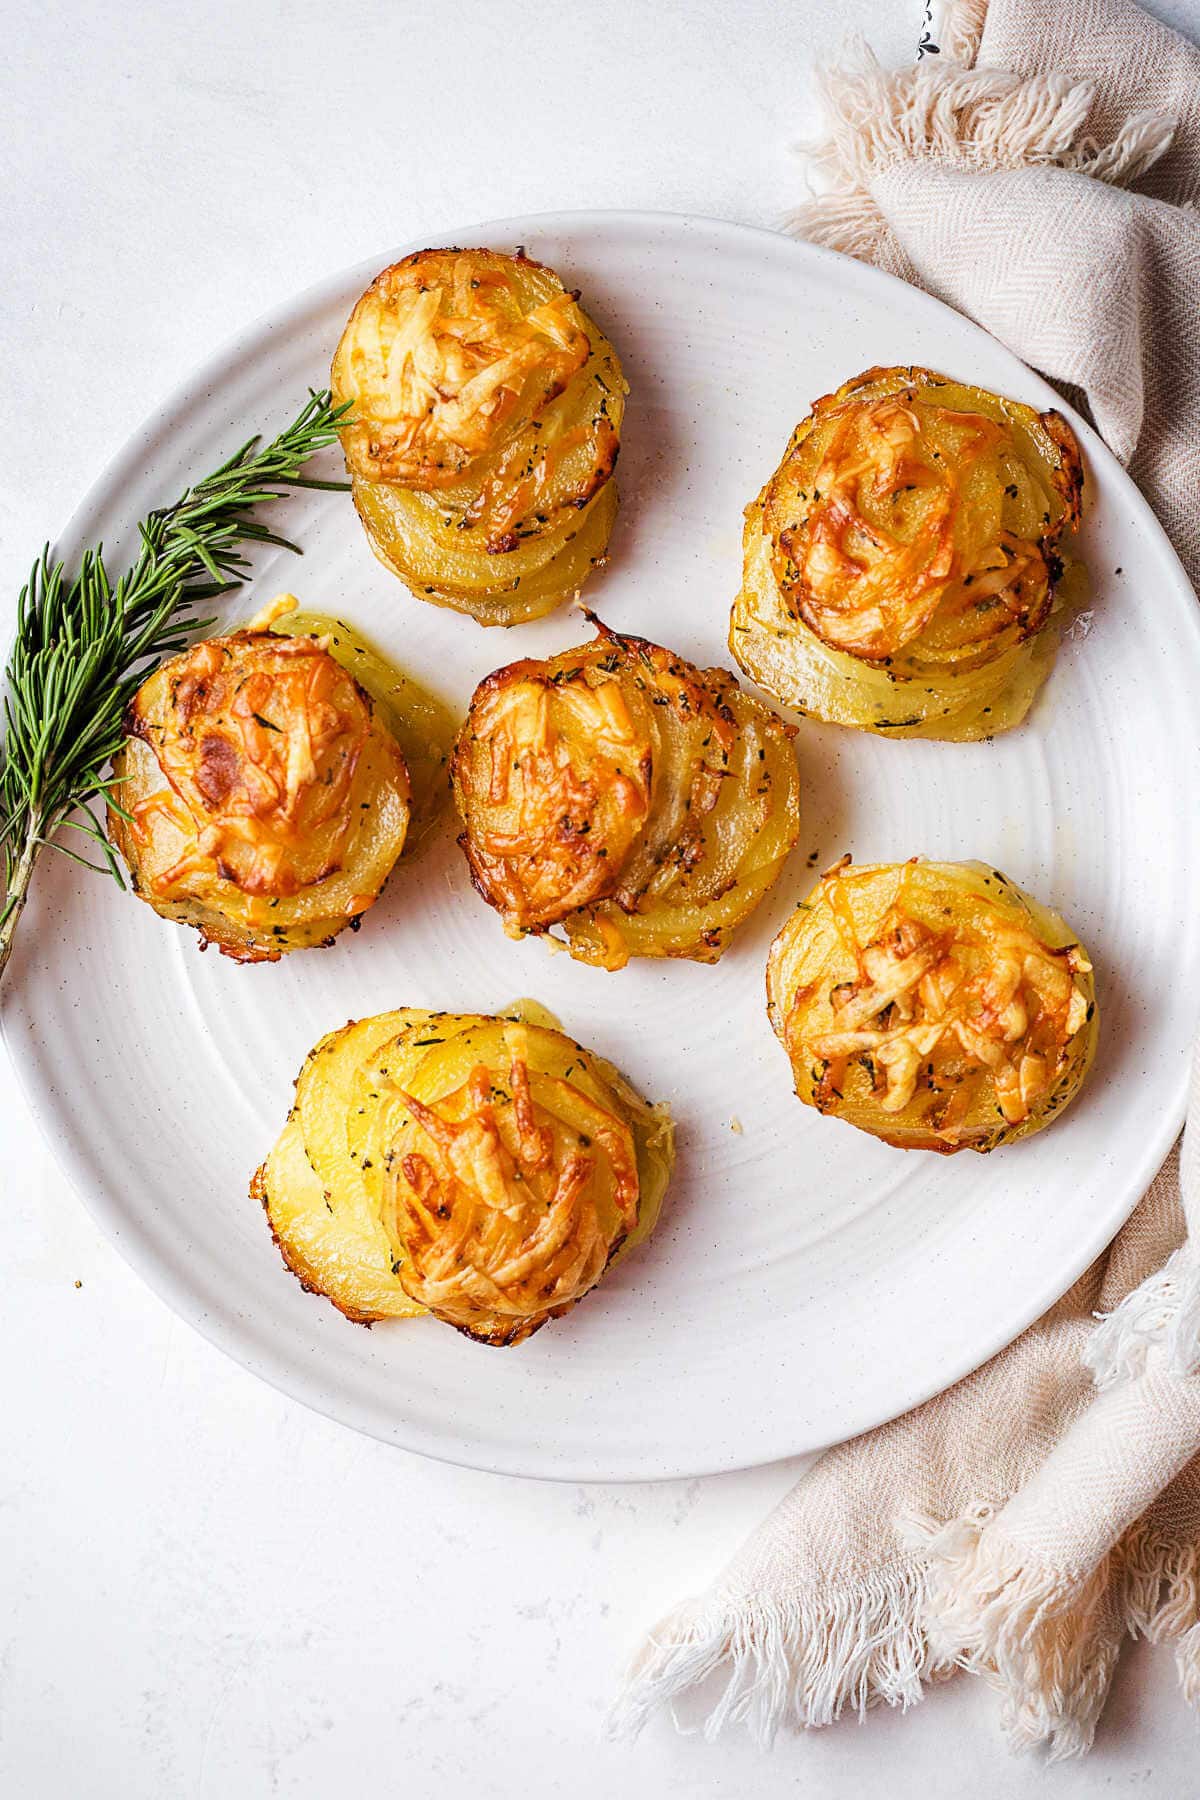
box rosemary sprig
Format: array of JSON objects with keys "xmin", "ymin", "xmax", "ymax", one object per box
[{"xmin": 0, "ymin": 387, "xmax": 350, "ymax": 984}]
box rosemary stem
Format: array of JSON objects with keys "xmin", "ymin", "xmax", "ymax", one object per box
[
  {"xmin": 0, "ymin": 824, "xmax": 41, "ymax": 986},
  {"xmin": 0, "ymin": 387, "xmax": 351, "ymax": 987}
]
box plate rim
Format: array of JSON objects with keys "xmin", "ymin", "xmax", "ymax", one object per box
[{"xmin": 4, "ymin": 208, "xmax": 1197, "ymax": 1482}]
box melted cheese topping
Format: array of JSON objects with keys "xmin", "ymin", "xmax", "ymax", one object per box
[
  {"xmin": 787, "ymin": 887, "xmax": 1091, "ymax": 1133},
  {"xmin": 454, "ymin": 627, "xmax": 801, "ymax": 967},
  {"xmin": 766, "ymin": 384, "xmax": 1065, "ymax": 667},
  {"xmin": 456, "ymin": 654, "xmax": 654, "ymax": 930},
  {"xmin": 386, "ymin": 1046, "xmax": 639, "ymax": 1344},
  {"xmin": 454, "ymin": 631, "xmax": 763, "ymax": 943},
  {"xmin": 333, "ymin": 249, "xmax": 591, "ymax": 492},
  {"xmin": 128, "ymin": 631, "xmax": 372, "ymax": 901}
]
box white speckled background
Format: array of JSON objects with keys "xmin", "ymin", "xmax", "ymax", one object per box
[{"xmin": 4, "ymin": 0, "xmax": 1200, "ymax": 1791}]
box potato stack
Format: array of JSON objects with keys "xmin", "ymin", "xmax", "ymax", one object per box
[
  {"xmin": 731, "ymin": 365, "xmax": 1084, "ymax": 740},
  {"xmin": 254, "ymin": 1007, "xmax": 674, "ymax": 1343},
  {"xmin": 332, "ymin": 248, "xmax": 626, "ymax": 626},
  {"xmin": 767, "ymin": 858, "xmax": 1097, "ymax": 1153},
  {"xmin": 452, "ymin": 624, "xmax": 803, "ymax": 969}
]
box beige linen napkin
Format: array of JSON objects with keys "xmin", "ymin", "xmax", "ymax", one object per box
[{"xmin": 613, "ymin": 0, "xmax": 1200, "ymax": 1758}]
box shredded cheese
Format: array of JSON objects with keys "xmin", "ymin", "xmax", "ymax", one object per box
[
  {"xmin": 386, "ymin": 1056, "xmax": 638, "ymax": 1342},
  {"xmin": 334, "ymin": 250, "xmax": 591, "ymax": 491},
  {"xmin": 784, "ymin": 870, "xmax": 1092, "ymax": 1139}
]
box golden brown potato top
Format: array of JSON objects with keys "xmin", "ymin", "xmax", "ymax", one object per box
[
  {"xmin": 779, "ymin": 860, "xmax": 1091, "ymax": 1136},
  {"xmin": 763, "ymin": 366, "xmax": 1083, "ymax": 667},
  {"xmin": 385, "ymin": 1041, "xmax": 640, "ymax": 1345},
  {"xmin": 452, "ymin": 629, "xmax": 746, "ymax": 938},
  {"xmin": 453, "ymin": 643, "xmax": 654, "ymax": 929},
  {"xmin": 127, "ymin": 630, "xmax": 377, "ymax": 902},
  {"xmin": 332, "ymin": 248, "xmax": 592, "ymax": 492}
]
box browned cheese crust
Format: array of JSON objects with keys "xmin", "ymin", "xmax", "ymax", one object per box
[
  {"xmin": 108, "ymin": 628, "xmax": 410, "ymax": 961},
  {"xmin": 766, "ymin": 859, "xmax": 1098, "ymax": 1153},
  {"xmin": 451, "ymin": 623, "xmax": 803, "ymax": 969},
  {"xmin": 730, "ymin": 366, "xmax": 1085, "ymax": 739}
]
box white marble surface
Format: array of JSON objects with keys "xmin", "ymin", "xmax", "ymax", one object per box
[{"xmin": 4, "ymin": 1, "xmax": 1200, "ymax": 1793}]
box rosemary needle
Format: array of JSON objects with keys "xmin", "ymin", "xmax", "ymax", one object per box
[{"xmin": 0, "ymin": 387, "xmax": 351, "ymax": 983}]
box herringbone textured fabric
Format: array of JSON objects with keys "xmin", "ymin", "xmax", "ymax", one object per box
[{"xmin": 613, "ymin": 0, "xmax": 1200, "ymax": 1758}]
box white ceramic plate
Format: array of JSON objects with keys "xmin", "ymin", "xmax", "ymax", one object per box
[{"xmin": 5, "ymin": 213, "xmax": 1199, "ymax": 1481}]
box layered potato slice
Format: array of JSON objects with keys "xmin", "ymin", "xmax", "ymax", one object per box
[
  {"xmin": 332, "ymin": 248, "xmax": 627, "ymax": 626},
  {"xmin": 108, "ymin": 605, "xmax": 412, "ymax": 961},
  {"xmin": 452, "ymin": 623, "xmax": 802, "ymax": 971},
  {"xmin": 730, "ymin": 366, "xmax": 1085, "ymax": 739},
  {"xmin": 252, "ymin": 1005, "xmax": 675, "ymax": 1342},
  {"xmin": 270, "ymin": 605, "xmax": 457, "ymax": 859},
  {"xmin": 767, "ymin": 859, "xmax": 1097, "ymax": 1153}
]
